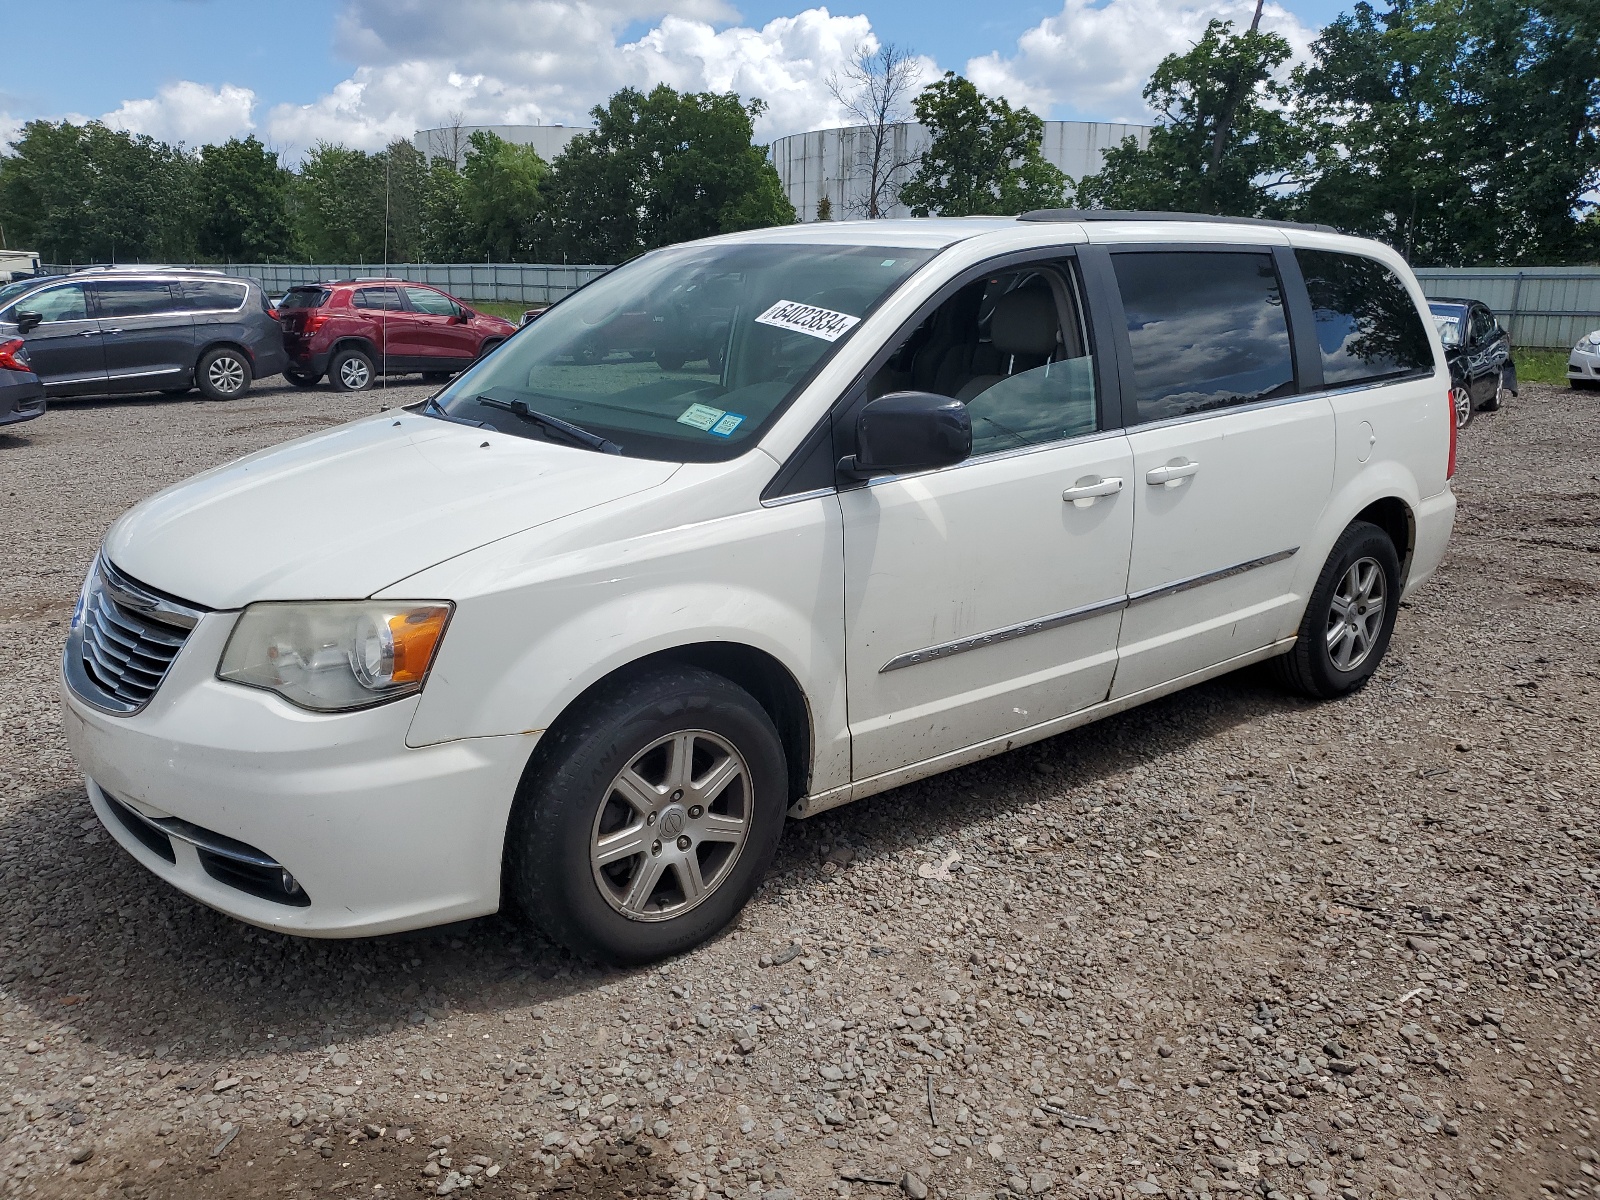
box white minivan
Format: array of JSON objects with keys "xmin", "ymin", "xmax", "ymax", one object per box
[{"xmin": 62, "ymin": 213, "xmax": 1457, "ymax": 963}]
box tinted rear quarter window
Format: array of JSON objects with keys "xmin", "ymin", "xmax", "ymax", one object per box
[
  {"xmin": 182, "ymin": 281, "xmax": 248, "ymax": 311},
  {"xmin": 353, "ymin": 287, "xmax": 404, "ymax": 311},
  {"xmin": 1297, "ymin": 250, "xmax": 1433, "ymax": 385},
  {"xmin": 1113, "ymin": 250, "xmax": 1295, "ymax": 424},
  {"xmin": 92, "ymin": 280, "xmax": 179, "ymax": 318}
]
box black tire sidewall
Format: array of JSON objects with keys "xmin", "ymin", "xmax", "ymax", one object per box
[
  {"xmin": 196, "ymin": 348, "xmax": 251, "ymax": 401},
  {"xmin": 330, "ymin": 349, "xmax": 374, "ymax": 392},
  {"xmin": 508, "ymin": 667, "xmax": 787, "ymax": 965},
  {"xmin": 284, "ymin": 369, "xmax": 320, "ymax": 388},
  {"xmin": 1301, "ymin": 522, "xmax": 1401, "ymax": 697}
]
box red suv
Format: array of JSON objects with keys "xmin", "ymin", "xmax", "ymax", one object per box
[{"xmin": 277, "ymin": 280, "xmax": 517, "ymax": 391}]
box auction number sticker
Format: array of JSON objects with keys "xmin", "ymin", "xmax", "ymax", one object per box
[{"xmin": 755, "ymin": 300, "xmax": 861, "ymax": 342}]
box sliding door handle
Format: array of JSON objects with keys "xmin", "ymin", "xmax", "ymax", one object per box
[
  {"xmin": 1146, "ymin": 459, "xmax": 1199, "ymax": 487},
  {"xmin": 1062, "ymin": 476, "xmax": 1124, "ymax": 507}
]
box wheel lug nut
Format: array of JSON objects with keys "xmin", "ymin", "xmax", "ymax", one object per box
[
  {"xmin": 651, "ymin": 840, "xmax": 662, "ymax": 856},
  {"xmin": 671, "ymin": 789, "xmax": 684, "ymax": 801},
  {"xmin": 647, "ymin": 812, "xmax": 657, "ymax": 826},
  {"xmin": 688, "ymin": 805, "xmax": 703, "ymax": 819},
  {"xmin": 676, "ymin": 835, "xmax": 692, "ymax": 851}
]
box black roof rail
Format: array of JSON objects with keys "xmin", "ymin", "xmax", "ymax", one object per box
[{"xmin": 1016, "ymin": 209, "xmax": 1340, "ymax": 235}]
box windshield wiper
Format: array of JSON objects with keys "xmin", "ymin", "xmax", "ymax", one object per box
[
  {"xmin": 419, "ymin": 396, "xmax": 490, "ymax": 428},
  {"xmin": 471, "ymin": 395, "xmax": 621, "ymax": 454}
]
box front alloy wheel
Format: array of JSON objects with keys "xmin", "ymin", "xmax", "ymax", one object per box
[
  {"xmin": 505, "ymin": 665, "xmax": 786, "ymax": 964},
  {"xmin": 590, "ymin": 730, "xmax": 751, "ymax": 920},
  {"xmin": 1451, "ymin": 385, "xmax": 1473, "ymax": 429}
]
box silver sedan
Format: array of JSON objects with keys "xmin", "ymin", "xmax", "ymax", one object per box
[{"xmin": 1570, "ymin": 329, "xmax": 1600, "ymax": 390}]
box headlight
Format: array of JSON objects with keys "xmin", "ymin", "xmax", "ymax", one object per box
[
  {"xmin": 217, "ymin": 601, "xmax": 452, "ymax": 712},
  {"xmin": 1583, "ymin": 331, "xmax": 1600, "ymax": 349}
]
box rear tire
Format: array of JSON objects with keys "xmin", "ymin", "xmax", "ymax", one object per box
[
  {"xmin": 196, "ymin": 347, "xmax": 252, "ymax": 401},
  {"xmin": 505, "ymin": 665, "xmax": 787, "ymax": 965},
  {"xmin": 1272, "ymin": 520, "xmax": 1401, "ymax": 700},
  {"xmin": 284, "ymin": 368, "xmax": 321, "ymax": 388},
  {"xmin": 329, "ymin": 347, "xmax": 374, "ymax": 392}
]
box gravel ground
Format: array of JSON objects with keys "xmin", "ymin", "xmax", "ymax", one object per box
[{"xmin": 0, "ymin": 380, "xmax": 1597, "ymax": 1200}]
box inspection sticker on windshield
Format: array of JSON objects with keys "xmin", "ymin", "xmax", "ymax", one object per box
[
  {"xmin": 677, "ymin": 403, "xmax": 727, "ymax": 431},
  {"xmin": 755, "ymin": 300, "xmax": 861, "ymax": 342},
  {"xmin": 709, "ymin": 412, "xmax": 745, "ymax": 437}
]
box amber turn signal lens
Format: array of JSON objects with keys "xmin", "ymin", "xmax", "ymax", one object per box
[{"xmin": 388, "ymin": 606, "xmax": 451, "ymax": 684}]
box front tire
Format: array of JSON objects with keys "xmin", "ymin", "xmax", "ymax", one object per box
[
  {"xmin": 329, "ymin": 347, "xmax": 375, "ymax": 392},
  {"xmin": 196, "ymin": 347, "xmax": 252, "ymax": 401},
  {"xmin": 505, "ymin": 665, "xmax": 787, "ymax": 965},
  {"xmin": 1451, "ymin": 385, "xmax": 1473, "ymax": 429},
  {"xmin": 1272, "ymin": 520, "xmax": 1401, "ymax": 699}
]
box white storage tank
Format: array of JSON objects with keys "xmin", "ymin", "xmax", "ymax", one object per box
[
  {"xmin": 769, "ymin": 120, "xmax": 1153, "ymax": 221},
  {"xmin": 412, "ymin": 125, "xmax": 586, "ymax": 166}
]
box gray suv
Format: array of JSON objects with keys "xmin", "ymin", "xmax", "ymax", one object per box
[{"xmin": 0, "ymin": 268, "xmax": 287, "ymax": 401}]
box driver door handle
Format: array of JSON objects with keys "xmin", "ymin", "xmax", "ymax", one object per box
[
  {"xmin": 1062, "ymin": 476, "xmax": 1124, "ymax": 507},
  {"xmin": 1146, "ymin": 459, "xmax": 1200, "ymax": 487}
]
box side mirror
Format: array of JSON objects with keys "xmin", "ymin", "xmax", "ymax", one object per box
[
  {"xmin": 15, "ymin": 311, "xmax": 41, "ymax": 334},
  {"xmin": 840, "ymin": 391, "xmax": 972, "ymax": 479}
]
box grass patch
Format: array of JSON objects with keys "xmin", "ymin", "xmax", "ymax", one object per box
[
  {"xmin": 1516, "ymin": 347, "xmax": 1576, "ymax": 386},
  {"xmin": 467, "ymin": 300, "xmax": 541, "ymax": 322}
]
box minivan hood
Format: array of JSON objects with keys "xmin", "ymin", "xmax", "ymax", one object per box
[{"xmin": 104, "ymin": 412, "xmax": 680, "ymax": 609}]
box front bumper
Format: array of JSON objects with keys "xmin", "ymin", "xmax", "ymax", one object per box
[
  {"xmin": 62, "ymin": 609, "xmax": 533, "ymax": 937},
  {"xmin": 1569, "ymin": 346, "xmax": 1600, "ymax": 382}
]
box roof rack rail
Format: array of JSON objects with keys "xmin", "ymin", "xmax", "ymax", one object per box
[{"xmin": 1016, "ymin": 209, "xmax": 1339, "ymax": 235}]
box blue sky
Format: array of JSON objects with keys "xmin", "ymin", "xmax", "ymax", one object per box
[{"xmin": 2, "ymin": 0, "xmax": 1355, "ymax": 156}]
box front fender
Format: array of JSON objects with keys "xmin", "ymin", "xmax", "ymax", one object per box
[{"xmin": 398, "ymin": 495, "xmax": 850, "ymax": 795}]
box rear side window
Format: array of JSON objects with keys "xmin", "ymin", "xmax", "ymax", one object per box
[
  {"xmin": 1297, "ymin": 250, "xmax": 1433, "ymax": 385},
  {"xmin": 353, "ymin": 287, "xmax": 403, "ymax": 311},
  {"xmin": 92, "ymin": 280, "xmax": 178, "ymax": 318},
  {"xmin": 1113, "ymin": 251, "xmax": 1295, "ymax": 424},
  {"xmin": 181, "ymin": 280, "xmax": 248, "ymax": 311},
  {"xmin": 403, "ymin": 286, "xmax": 459, "ymax": 316},
  {"xmin": 278, "ymin": 288, "xmax": 329, "ymax": 311}
]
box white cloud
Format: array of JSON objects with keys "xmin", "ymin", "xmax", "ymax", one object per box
[
  {"xmin": 262, "ymin": 0, "xmax": 901, "ymax": 158},
  {"xmin": 102, "ymin": 81, "xmax": 258, "ymax": 146},
  {"xmin": 965, "ymin": 0, "xmax": 1315, "ymax": 123},
  {"xmin": 0, "ymin": 112, "xmax": 23, "ymax": 153}
]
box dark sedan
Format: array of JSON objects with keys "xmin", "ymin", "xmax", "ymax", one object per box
[
  {"xmin": 1430, "ymin": 298, "xmax": 1517, "ymax": 429},
  {"xmin": 0, "ymin": 336, "xmax": 45, "ymax": 429}
]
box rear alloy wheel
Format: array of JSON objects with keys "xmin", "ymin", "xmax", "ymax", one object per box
[
  {"xmin": 1272, "ymin": 519, "xmax": 1401, "ymax": 699},
  {"xmin": 284, "ymin": 368, "xmax": 321, "ymax": 388},
  {"xmin": 505, "ymin": 665, "xmax": 787, "ymax": 964},
  {"xmin": 1451, "ymin": 385, "xmax": 1473, "ymax": 429},
  {"xmin": 196, "ymin": 347, "xmax": 252, "ymax": 401},
  {"xmin": 330, "ymin": 347, "xmax": 374, "ymax": 392}
]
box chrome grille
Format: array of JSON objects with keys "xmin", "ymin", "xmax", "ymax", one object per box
[{"xmin": 66, "ymin": 559, "xmax": 205, "ymax": 715}]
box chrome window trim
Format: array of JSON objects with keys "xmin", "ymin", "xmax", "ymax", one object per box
[
  {"xmin": 878, "ymin": 546, "xmax": 1298, "ymax": 672},
  {"xmin": 760, "ymin": 486, "xmax": 837, "ymax": 509}
]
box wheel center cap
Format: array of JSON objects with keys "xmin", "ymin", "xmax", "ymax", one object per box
[{"xmin": 659, "ymin": 806, "xmax": 687, "ymax": 837}]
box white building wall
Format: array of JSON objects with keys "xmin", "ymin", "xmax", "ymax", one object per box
[
  {"xmin": 770, "ymin": 120, "xmax": 1153, "ymax": 222},
  {"xmin": 413, "ymin": 125, "xmax": 586, "ymax": 166}
]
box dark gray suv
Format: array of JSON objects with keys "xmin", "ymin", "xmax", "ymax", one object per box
[{"xmin": 0, "ymin": 269, "xmax": 287, "ymax": 401}]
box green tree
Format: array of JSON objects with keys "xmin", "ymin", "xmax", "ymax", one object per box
[
  {"xmin": 194, "ymin": 135, "xmax": 292, "ymax": 261},
  {"xmin": 459, "ymin": 130, "xmax": 549, "ymax": 261},
  {"xmin": 1075, "ymin": 19, "xmax": 1300, "ymax": 216},
  {"xmin": 1292, "ymin": 0, "xmax": 1599, "ymax": 264},
  {"xmin": 546, "ymin": 85, "xmax": 794, "ymax": 262},
  {"xmin": 0, "ymin": 120, "xmax": 195, "ymax": 263},
  {"xmin": 292, "ymin": 142, "xmax": 387, "ymax": 262},
  {"xmin": 898, "ymin": 73, "xmax": 1067, "ymax": 216},
  {"xmin": 379, "ymin": 138, "xmax": 430, "ymax": 263},
  {"xmin": 420, "ymin": 157, "xmax": 470, "ymax": 261}
]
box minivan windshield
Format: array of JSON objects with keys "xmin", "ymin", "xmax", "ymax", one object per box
[{"xmin": 426, "ymin": 241, "xmax": 936, "ymax": 460}]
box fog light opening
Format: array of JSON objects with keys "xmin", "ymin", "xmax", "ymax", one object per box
[{"xmin": 280, "ymin": 870, "xmax": 302, "ymax": 897}]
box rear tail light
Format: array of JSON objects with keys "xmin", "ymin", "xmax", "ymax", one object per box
[
  {"xmin": 1446, "ymin": 388, "xmax": 1458, "ymax": 480},
  {"xmin": 303, "ymin": 313, "xmax": 329, "ymax": 333},
  {"xmin": 0, "ymin": 338, "xmax": 30, "ymax": 373}
]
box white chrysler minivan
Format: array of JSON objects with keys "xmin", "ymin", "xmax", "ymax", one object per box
[{"xmin": 62, "ymin": 212, "xmax": 1457, "ymax": 963}]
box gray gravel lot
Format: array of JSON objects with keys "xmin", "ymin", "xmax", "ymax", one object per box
[{"xmin": 0, "ymin": 380, "xmax": 1597, "ymax": 1200}]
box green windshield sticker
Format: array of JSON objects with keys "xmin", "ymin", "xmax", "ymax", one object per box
[
  {"xmin": 677, "ymin": 402, "xmax": 726, "ymax": 431},
  {"xmin": 709, "ymin": 412, "xmax": 745, "ymax": 437}
]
